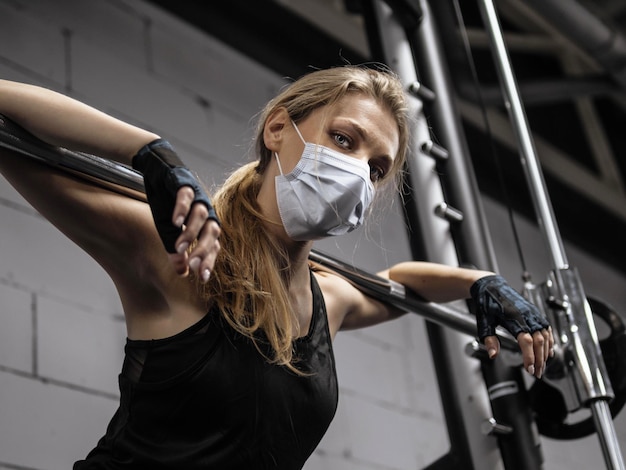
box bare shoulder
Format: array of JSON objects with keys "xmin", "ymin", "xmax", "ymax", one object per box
[
  {"xmin": 313, "ymin": 267, "xmax": 406, "ymax": 335},
  {"xmin": 312, "ymin": 269, "xmax": 361, "ymax": 338}
]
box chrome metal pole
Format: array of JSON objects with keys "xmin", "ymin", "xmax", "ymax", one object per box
[
  {"xmin": 476, "ymin": 1, "xmax": 625, "ymax": 468},
  {"xmin": 477, "ymin": 0, "xmax": 568, "ymax": 270},
  {"xmin": 593, "ymin": 400, "xmax": 626, "ymax": 469}
]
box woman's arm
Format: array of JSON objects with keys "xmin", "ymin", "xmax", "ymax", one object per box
[
  {"xmin": 0, "ymin": 79, "xmax": 158, "ymax": 162},
  {"xmin": 337, "ymin": 261, "xmax": 553, "ymax": 378},
  {"xmin": 0, "ymin": 80, "xmax": 221, "ymax": 333},
  {"xmin": 0, "ymin": 79, "xmax": 220, "ymax": 282},
  {"xmin": 0, "ymin": 80, "xmax": 163, "ymax": 273},
  {"xmin": 337, "ymin": 262, "xmax": 493, "ymax": 331},
  {"xmin": 382, "ymin": 261, "xmax": 494, "ymax": 302}
]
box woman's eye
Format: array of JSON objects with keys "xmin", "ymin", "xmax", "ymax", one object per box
[
  {"xmin": 370, "ymin": 165, "xmax": 385, "ymax": 182},
  {"xmin": 333, "ymin": 133, "xmax": 351, "ymax": 148}
]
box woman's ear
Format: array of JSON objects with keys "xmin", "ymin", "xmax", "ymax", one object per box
[{"xmin": 263, "ymin": 107, "xmax": 290, "ymax": 152}]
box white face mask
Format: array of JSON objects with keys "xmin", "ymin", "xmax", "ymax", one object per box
[{"xmin": 274, "ymin": 121, "xmax": 375, "ymax": 241}]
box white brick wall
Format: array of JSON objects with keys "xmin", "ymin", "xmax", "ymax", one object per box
[
  {"xmin": 0, "ymin": 1, "xmax": 624, "ymax": 469},
  {"xmin": 0, "ymin": 284, "xmax": 33, "ymax": 374}
]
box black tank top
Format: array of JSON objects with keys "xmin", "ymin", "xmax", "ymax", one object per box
[{"xmin": 74, "ymin": 271, "xmax": 338, "ymax": 470}]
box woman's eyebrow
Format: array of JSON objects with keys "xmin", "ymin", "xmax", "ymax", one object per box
[{"xmin": 350, "ymin": 121, "xmax": 395, "ymax": 162}]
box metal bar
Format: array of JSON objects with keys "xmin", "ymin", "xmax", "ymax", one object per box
[
  {"xmin": 309, "ymin": 250, "xmax": 517, "ymax": 350},
  {"xmin": 524, "ymin": 0, "xmax": 626, "ymax": 89},
  {"xmin": 407, "ymin": 1, "xmax": 542, "ymax": 467},
  {"xmin": 476, "ymin": 1, "xmax": 625, "ymax": 468},
  {"xmin": 0, "ymin": 113, "xmax": 145, "ymax": 199},
  {"xmin": 0, "ymin": 112, "xmax": 520, "ymax": 353},
  {"xmin": 592, "ymin": 400, "xmax": 626, "ymax": 469},
  {"xmin": 477, "ymin": 0, "xmax": 568, "ymax": 270},
  {"xmin": 365, "ymin": 1, "xmax": 507, "ymax": 468}
]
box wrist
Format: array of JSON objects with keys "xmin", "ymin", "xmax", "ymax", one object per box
[
  {"xmin": 132, "ymin": 138, "xmax": 184, "ymax": 171},
  {"xmin": 470, "ymin": 274, "xmax": 504, "ymax": 299}
]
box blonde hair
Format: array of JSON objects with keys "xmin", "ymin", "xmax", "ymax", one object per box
[{"xmin": 205, "ymin": 65, "xmax": 409, "ymax": 372}]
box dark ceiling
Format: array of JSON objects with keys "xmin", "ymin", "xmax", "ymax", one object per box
[{"xmin": 147, "ymin": 0, "xmax": 626, "ymax": 277}]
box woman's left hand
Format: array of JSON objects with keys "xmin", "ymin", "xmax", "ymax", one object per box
[{"xmin": 471, "ymin": 275, "xmax": 554, "ymax": 378}]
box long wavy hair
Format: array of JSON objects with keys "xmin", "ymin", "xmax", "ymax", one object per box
[{"xmin": 203, "ymin": 65, "xmax": 410, "ymax": 372}]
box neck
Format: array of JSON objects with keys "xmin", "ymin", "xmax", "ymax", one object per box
[
  {"xmin": 281, "ymin": 242, "xmax": 315, "ymax": 289},
  {"xmin": 257, "ymin": 157, "xmax": 282, "ymax": 227},
  {"xmin": 274, "ymin": 227, "xmax": 314, "ymax": 283}
]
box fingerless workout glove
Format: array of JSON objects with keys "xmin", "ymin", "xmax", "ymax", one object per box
[
  {"xmin": 132, "ymin": 139, "xmax": 219, "ymax": 253},
  {"xmin": 470, "ymin": 275, "xmax": 550, "ymax": 341}
]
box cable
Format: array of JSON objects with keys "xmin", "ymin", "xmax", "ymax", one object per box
[{"xmin": 451, "ymin": 0, "xmax": 531, "ymax": 280}]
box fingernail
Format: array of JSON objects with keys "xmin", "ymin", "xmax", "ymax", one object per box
[
  {"xmin": 201, "ymin": 269, "xmax": 211, "ymax": 282},
  {"xmin": 189, "ymin": 257, "xmax": 200, "ymax": 272},
  {"xmin": 488, "ymin": 348, "xmax": 497, "ymax": 359},
  {"xmin": 549, "ymin": 348, "xmax": 555, "ymax": 357},
  {"xmin": 177, "ymin": 242, "xmax": 189, "ymax": 254},
  {"xmin": 527, "ymin": 364, "xmax": 535, "ymax": 376},
  {"xmin": 175, "ymin": 216, "xmax": 184, "ymax": 227}
]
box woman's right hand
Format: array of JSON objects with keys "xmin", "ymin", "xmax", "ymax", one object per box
[
  {"xmin": 131, "ymin": 139, "xmax": 221, "ymax": 282},
  {"xmin": 168, "ymin": 185, "xmax": 221, "ymax": 282}
]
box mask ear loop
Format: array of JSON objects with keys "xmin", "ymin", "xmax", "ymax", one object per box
[
  {"xmin": 274, "ymin": 152, "xmax": 284, "ymax": 175},
  {"xmin": 274, "ymin": 120, "xmax": 307, "ymax": 176},
  {"xmin": 291, "ymin": 120, "xmax": 307, "ymax": 145},
  {"xmin": 291, "ymin": 118, "xmax": 322, "ymax": 169}
]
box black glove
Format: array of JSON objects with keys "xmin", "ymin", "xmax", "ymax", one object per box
[
  {"xmin": 470, "ymin": 275, "xmax": 550, "ymax": 341},
  {"xmin": 132, "ymin": 139, "xmax": 219, "ymax": 253}
]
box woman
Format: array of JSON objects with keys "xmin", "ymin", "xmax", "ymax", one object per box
[{"xmin": 0, "ymin": 66, "xmax": 552, "ymax": 469}]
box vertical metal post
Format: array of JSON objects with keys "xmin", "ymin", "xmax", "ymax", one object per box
[
  {"xmin": 408, "ymin": 1, "xmax": 544, "ymax": 468},
  {"xmin": 363, "ymin": 0, "xmax": 542, "ymax": 468},
  {"xmin": 476, "ymin": 0, "xmax": 567, "ymax": 269},
  {"xmin": 367, "ymin": 2, "xmax": 495, "ymax": 468},
  {"xmin": 476, "ymin": 1, "xmax": 625, "ymax": 468}
]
